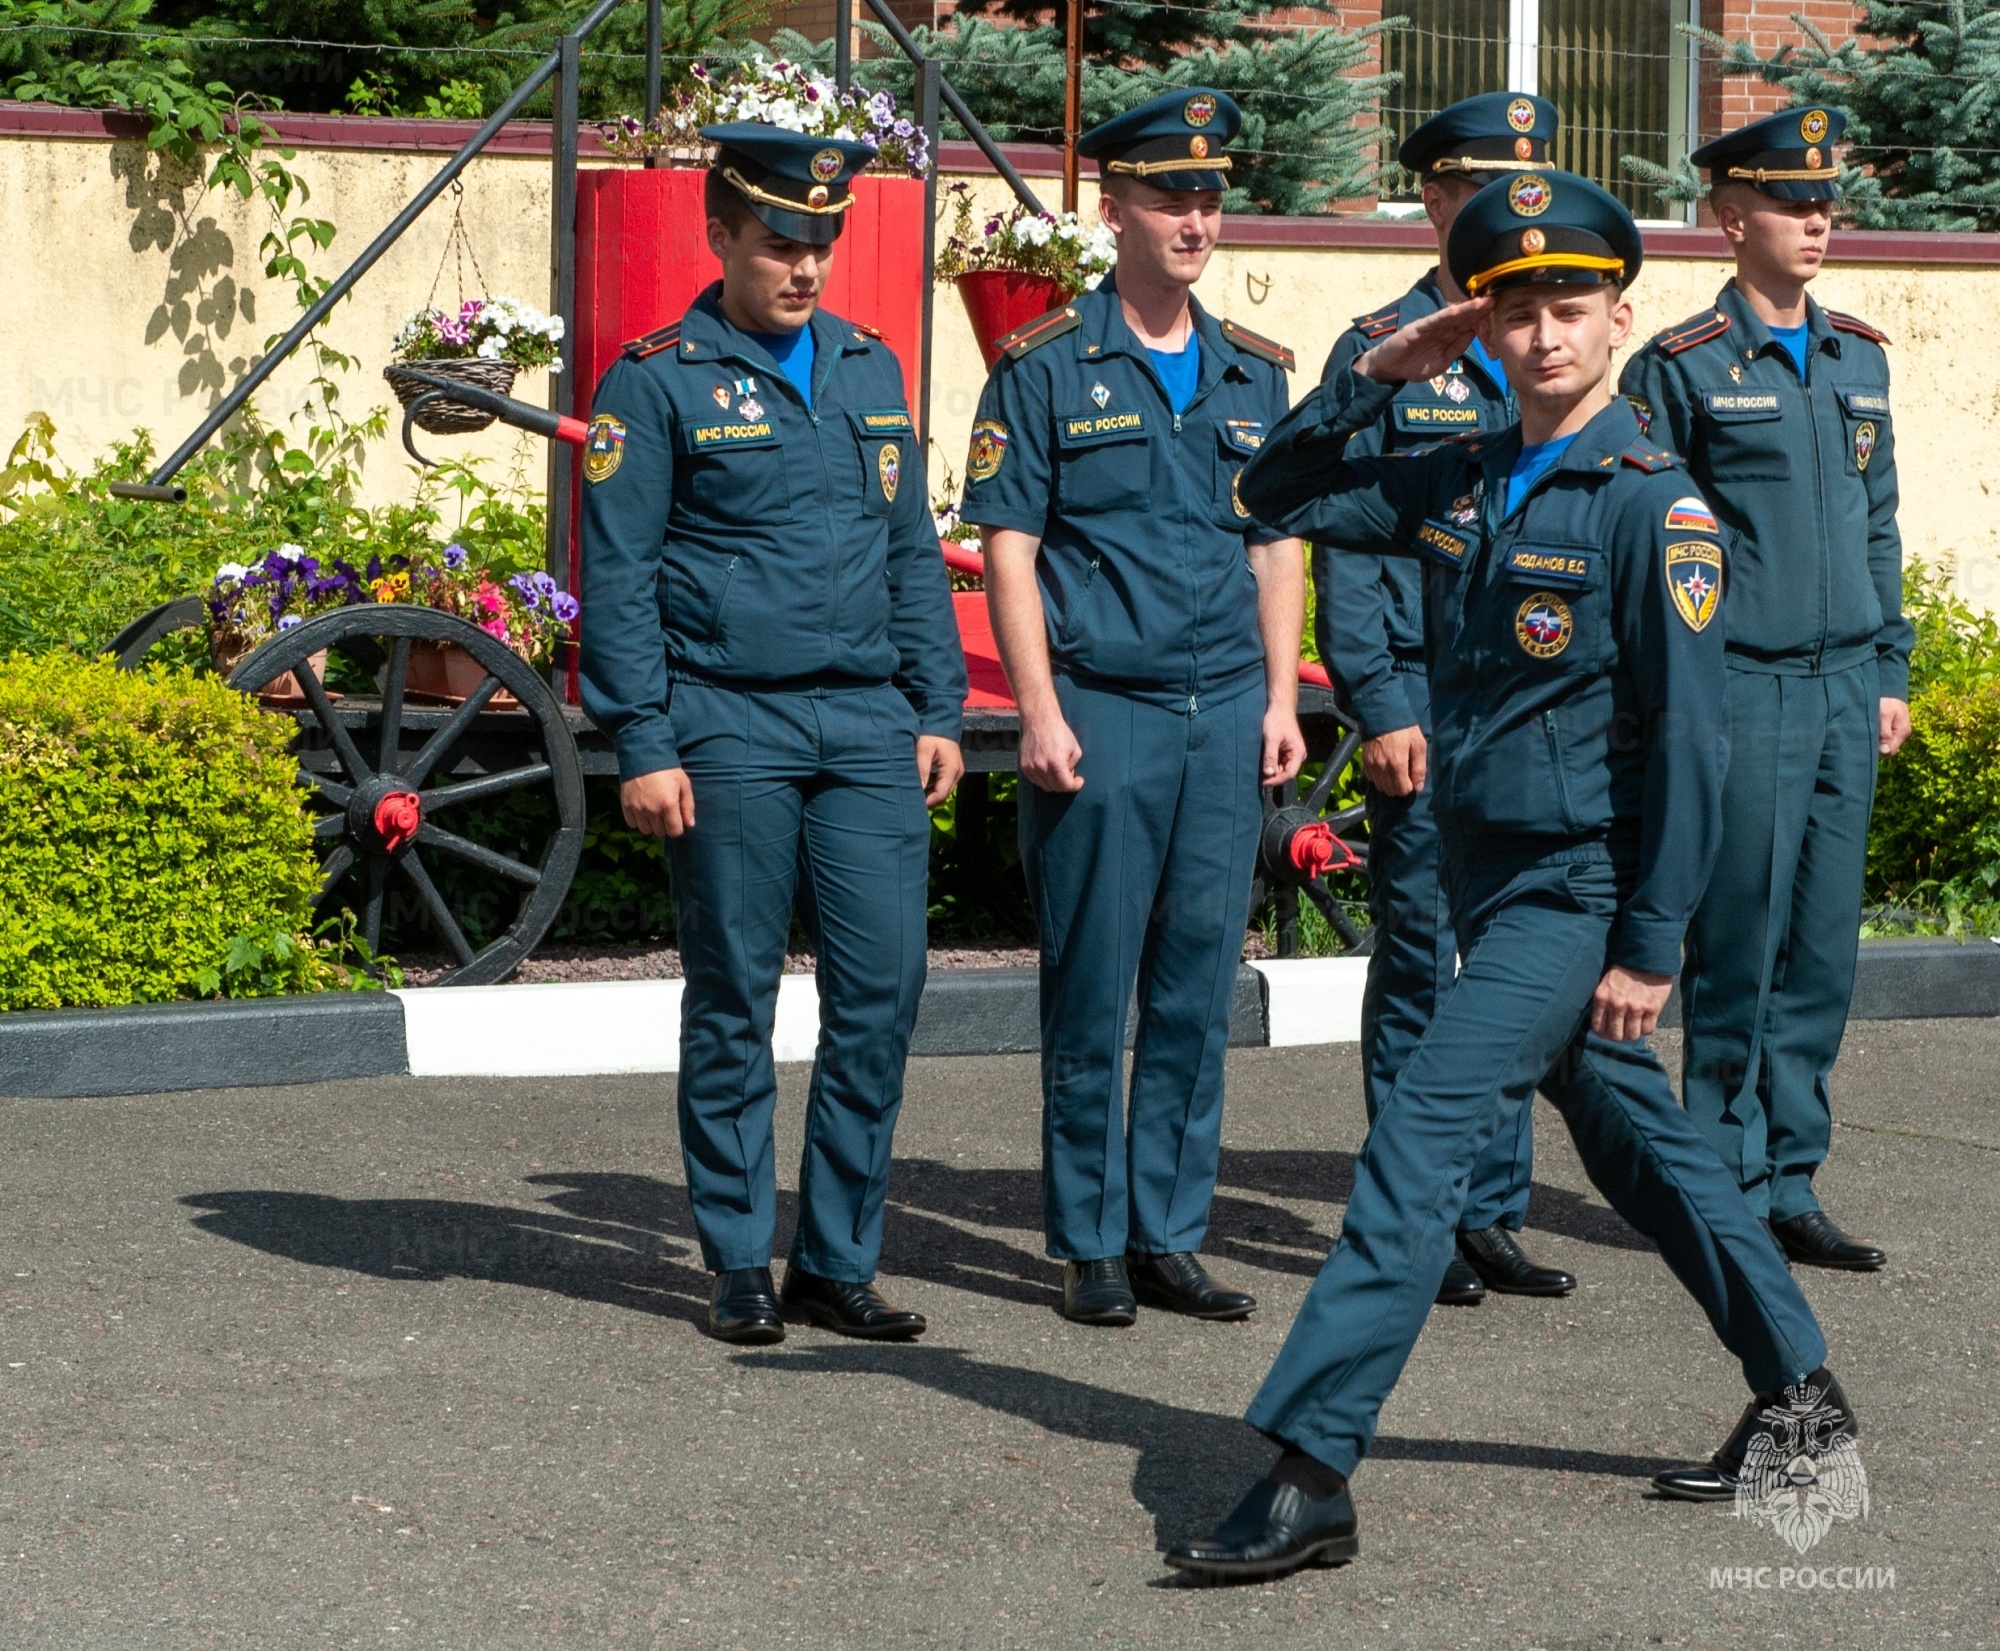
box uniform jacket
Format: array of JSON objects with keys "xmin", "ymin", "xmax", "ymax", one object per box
[
  {"xmin": 578, "ymin": 285, "xmax": 966, "ymax": 780},
  {"xmin": 1619, "ymin": 281, "xmax": 1911, "ymax": 700},
  {"xmin": 958, "ymin": 275, "xmax": 1293, "ymax": 707},
  {"xmin": 1316, "ymin": 271, "xmax": 1514, "ymax": 737},
  {"xmin": 1242, "ymin": 373, "xmax": 1729, "ymax": 977}
]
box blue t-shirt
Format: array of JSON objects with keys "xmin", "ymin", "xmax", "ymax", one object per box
[
  {"xmin": 1147, "ymin": 339, "xmax": 1201, "ymax": 414},
  {"xmin": 1464, "ymin": 335, "xmax": 1509, "ymax": 392},
  {"xmin": 747, "ymin": 324, "xmax": 817, "ymax": 407},
  {"xmin": 1506, "ymin": 432, "xmax": 1579, "ymax": 517},
  {"xmin": 1770, "ymin": 322, "xmax": 1811, "ymax": 381}
]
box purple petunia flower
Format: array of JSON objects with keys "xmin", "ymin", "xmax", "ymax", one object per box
[
  {"xmin": 892, "ymin": 118, "xmax": 913, "ymax": 139},
  {"xmin": 438, "ymin": 318, "xmax": 470, "ymax": 346}
]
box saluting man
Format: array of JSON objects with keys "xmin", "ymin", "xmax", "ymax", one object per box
[
  {"xmin": 1168, "ymin": 173, "xmax": 1849, "ymax": 1581},
  {"xmin": 1620, "ymin": 108, "xmax": 1909, "ymax": 1271},
  {"xmin": 961, "ymin": 88, "xmax": 1306, "ymax": 1328},
  {"xmin": 1317, "ymin": 92, "xmax": 1575, "ymax": 1309},
  {"xmin": 580, "ymin": 122, "xmax": 967, "ymax": 1346}
]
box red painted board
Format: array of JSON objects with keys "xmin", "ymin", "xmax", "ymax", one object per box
[{"xmin": 953, "ymin": 590, "xmax": 1015, "ymax": 710}]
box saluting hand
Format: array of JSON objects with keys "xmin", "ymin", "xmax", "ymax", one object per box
[
  {"xmin": 621, "ymin": 767, "xmax": 696, "ymax": 838},
  {"xmin": 1353, "ymin": 296, "xmax": 1494, "ymax": 386}
]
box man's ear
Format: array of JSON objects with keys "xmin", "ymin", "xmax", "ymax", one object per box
[
  {"xmin": 1711, "ymin": 189, "xmax": 1748, "ymax": 249},
  {"xmin": 1098, "ymin": 188, "xmax": 1124, "ymax": 234},
  {"xmin": 1608, "ymin": 291, "xmax": 1635, "ymax": 352},
  {"xmin": 705, "ymin": 216, "xmax": 735, "ymax": 263}
]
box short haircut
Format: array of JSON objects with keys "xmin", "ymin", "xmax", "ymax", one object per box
[
  {"xmin": 1099, "ymin": 171, "xmax": 1137, "ymax": 204},
  {"xmin": 704, "ymin": 167, "xmax": 754, "ymax": 234}
]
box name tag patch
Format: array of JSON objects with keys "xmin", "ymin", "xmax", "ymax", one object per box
[
  {"xmin": 1394, "ymin": 403, "xmax": 1481, "ymax": 431},
  {"xmin": 1505, "ymin": 547, "xmax": 1593, "ymax": 588},
  {"xmin": 1222, "ymin": 419, "xmax": 1265, "ymax": 454},
  {"xmin": 1840, "ymin": 390, "xmax": 1890, "ymax": 417},
  {"xmin": 690, "ymin": 420, "xmax": 776, "ymax": 448},
  {"xmin": 1701, "ymin": 391, "xmax": 1781, "ymax": 420},
  {"xmin": 855, "ymin": 408, "xmax": 915, "ymax": 434},
  {"xmin": 1415, "ymin": 518, "xmax": 1472, "ymax": 568},
  {"xmin": 1061, "ymin": 410, "xmax": 1146, "ymax": 444},
  {"xmin": 1666, "ymin": 540, "xmax": 1722, "ymax": 632}
]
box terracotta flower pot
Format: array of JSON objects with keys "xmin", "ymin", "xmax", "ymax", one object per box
[
  {"xmin": 403, "ymin": 640, "xmax": 522, "ymax": 710},
  {"xmin": 213, "ymin": 635, "xmax": 332, "ymax": 708},
  {"xmin": 956, "ymin": 270, "xmax": 1069, "ymax": 369}
]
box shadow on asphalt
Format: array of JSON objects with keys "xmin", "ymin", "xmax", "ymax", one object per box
[{"xmin": 736, "ymin": 1345, "xmax": 1686, "ymax": 1547}]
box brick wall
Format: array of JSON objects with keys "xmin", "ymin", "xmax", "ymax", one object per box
[{"xmin": 1698, "ymin": 0, "xmax": 1866, "ymax": 144}]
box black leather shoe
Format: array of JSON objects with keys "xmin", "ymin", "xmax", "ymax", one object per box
[
  {"xmin": 707, "ymin": 1267, "xmax": 784, "ymax": 1345},
  {"xmin": 1435, "ymin": 1254, "xmax": 1486, "ymax": 1306},
  {"xmin": 1127, "ymin": 1251, "xmax": 1256, "ymax": 1320},
  {"xmin": 1653, "ymin": 1366, "xmax": 1858, "ymax": 1502},
  {"xmin": 1166, "ymin": 1478, "xmax": 1360, "ymax": 1581},
  {"xmin": 1062, "ymin": 1258, "xmax": 1137, "ymax": 1326},
  {"xmin": 1458, "ymin": 1224, "xmax": 1577, "ymax": 1296},
  {"xmin": 778, "ymin": 1268, "xmax": 926, "ymax": 1340},
  {"xmin": 1770, "ymin": 1211, "xmax": 1887, "ymax": 1271}
]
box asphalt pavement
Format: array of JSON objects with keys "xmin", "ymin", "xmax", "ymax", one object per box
[{"xmin": 2, "ymin": 1021, "xmax": 1995, "ymax": 1649}]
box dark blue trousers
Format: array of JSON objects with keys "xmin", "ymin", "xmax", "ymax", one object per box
[
  {"xmin": 1680, "ymin": 661, "xmax": 1878, "ymax": 1222},
  {"xmin": 1359, "ymin": 664, "xmax": 1533, "ymax": 1233},
  {"xmin": 667, "ymin": 681, "xmax": 930, "ymax": 1282},
  {"xmin": 1020, "ymin": 676, "xmax": 1265, "ymax": 1262},
  {"xmin": 1248, "ymin": 848, "xmax": 1828, "ymax": 1476}
]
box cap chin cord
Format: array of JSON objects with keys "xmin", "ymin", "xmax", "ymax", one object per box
[
  {"xmin": 1103, "ymin": 155, "xmax": 1234, "ymax": 176},
  {"xmin": 1430, "ymin": 156, "xmax": 1542, "ymax": 174},
  {"xmin": 1463, "ymin": 253, "xmax": 1624, "ymax": 297},
  {"xmin": 721, "ymin": 166, "xmax": 855, "ymax": 215}
]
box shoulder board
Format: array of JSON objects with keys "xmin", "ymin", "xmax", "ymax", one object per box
[
  {"xmin": 1651, "ymin": 309, "xmax": 1730, "ymax": 356},
  {"xmin": 1825, "ymin": 309, "xmax": 1890, "ymax": 346},
  {"xmin": 1621, "ymin": 440, "xmax": 1682, "ymax": 473},
  {"xmin": 994, "ymin": 305, "xmax": 1082, "ymax": 360},
  {"xmin": 848, "ymin": 320, "xmax": 883, "ymax": 341},
  {"xmin": 1351, "ymin": 300, "xmax": 1402, "ymax": 340},
  {"xmin": 621, "ymin": 324, "xmax": 681, "ymax": 361},
  {"xmin": 1221, "ymin": 318, "xmax": 1296, "ymax": 371}
]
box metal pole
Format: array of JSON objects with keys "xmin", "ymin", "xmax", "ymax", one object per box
[
  {"xmin": 548, "ymin": 33, "xmax": 582, "ymax": 596},
  {"xmin": 1063, "ymin": 0, "xmax": 1082, "ymax": 214},
  {"xmin": 917, "ymin": 58, "xmax": 940, "ymax": 449},
  {"xmin": 836, "ymin": 0, "xmax": 853, "ymax": 93},
  {"xmin": 860, "ymin": 0, "xmax": 1042, "ymax": 213},
  {"xmin": 644, "ymin": 0, "xmax": 663, "ymax": 169},
  {"xmin": 137, "ymin": 0, "xmax": 630, "ymax": 489}
]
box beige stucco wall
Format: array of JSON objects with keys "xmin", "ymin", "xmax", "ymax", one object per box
[{"xmin": 6, "ymin": 133, "xmax": 1996, "ymax": 613}]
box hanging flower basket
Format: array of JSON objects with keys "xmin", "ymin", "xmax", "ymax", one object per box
[
  {"xmin": 956, "ymin": 271, "xmax": 1069, "ymax": 370},
  {"xmin": 384, "ymin": 357, "xmax": 522, "ymax": 435}
]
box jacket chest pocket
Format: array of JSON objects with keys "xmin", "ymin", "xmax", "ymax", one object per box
[
  {"xmin": 678, "ymin": 419, "xmax": 791, "ymax": 524},
  {"xmin": 1837, "ymin": 388, "xmax": 1890, "ymax": 478},
  {"xmin": 1697, "ymin": 390, "xmax": 1790, "ymax": 481},
  {"xmin": 1214, "ymin": 419, "xmax": 1266, "ymax": 529},
  {"xmin": 849, "ymin": 408, "xmax": 914, "ymax": 518},
  {"xmin": 1492, "ymin": 544, "xmax": 1606, "ymax": 672},
  {"xmin": 1056, "ymin": 407, "xmax": 1151, "ymax": 515}
]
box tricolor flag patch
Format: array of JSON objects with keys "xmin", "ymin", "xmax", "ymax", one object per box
[{"xmin": 1664, "ymin": 496, "xmax": 1719, "ymax": 535}]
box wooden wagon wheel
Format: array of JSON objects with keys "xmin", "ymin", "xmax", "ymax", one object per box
[
  {"xmin": 226, "ymin": 606, "xmax": 585, "ymax": 986},
  {"xmin": 104, "ymin": 595, "xmax": 207, "ymax": 668},
  {"xmin": 1252, "ymin": 708, "xmax": 1375, "ymax": 959}
]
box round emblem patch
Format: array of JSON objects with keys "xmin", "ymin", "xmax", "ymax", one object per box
[
  {"xmin": 967, "ymin": 419, "xmax": 1009, "ymax": 483},
  {"xmin": 1230, "ymin": 469, "xmax": 1250, "ymax": 520},
  {"xmin": 810, "ymin": 147, "xmax": 844, "ymax": 182},
  {"xmin": 1520, "ymin": 227, "xmax": 1547, "ymax": 256},
  {"xmin": 1514, "ymin": 135, "xmax": 1534, "ymax": 161},
  {"xmin": 1805, "ymin": 146, "xmax": 1823, "ymax": 170},
  {"xmin": 1801, "ymin": 108, "xmax": 1829, "ymax": 145},
  {"xmin": 878, "ymin": 442, "xmax": 900, "ymax": 503},
  {"xmin": 1507, "ymin": 174, "xmax": 1552, "ymax": 217},
  {"xmin": 1507, "ymin": 96, "xmax": 1536, "ymax": 133},
  {"xmin": 1854, "ymin": 420, "xmax": 1877, "ymax": 471},
  {"xmin": 1515, "ymin": 592, "xmax": 1573, "ymax": 659},
  {"xmin": 583, "ymin": 413, "xmax": 626, "ymax": 484},
  {"xmin": 806, "ymin": 183, "xmax": 829, "ymax": 208},
  {"xmin": 1185, "ymin": 93, "xmax": 1218, "ymax": 128},
  {"xmin": 1189, "ymin": 134, "xmax": 1210, "ymax": 159}
]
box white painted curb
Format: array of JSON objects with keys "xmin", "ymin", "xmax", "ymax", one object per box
[
  {"xmin": 1247, "ymin": 957, "xmax": 1369, "ymax": 1047},
  {"xmin": 392, "ymin": 977, "xmax": 825, "ymax": 1077}
]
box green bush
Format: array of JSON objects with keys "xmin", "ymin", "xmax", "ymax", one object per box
[
  {"xmin": 1866, "ymin": 560, "xmax": 2000, "ymax": 931},
  {"xmin": 0, "ymin": 653, "xmax": 320, "ymax": 1009}
]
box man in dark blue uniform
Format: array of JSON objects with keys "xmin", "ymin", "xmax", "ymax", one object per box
[
  {"xmin": 1319, "ymin": 92, "xmax": 1574, "ymax": 1308},
  {"xmin": 961, "ymin": 89, "xmax": 1305, "ymax": 1328},
  {"xmin": 1621, "ymin": 108, "xmax": 1908, "ymax": 1271},
  {"xmin": 1166, "ymin": 172, "xmax": 1850, "ymax": 1581},
  {"xmin": 579, "ymin": 123, "xmax": 967, "ymax": 1346}
]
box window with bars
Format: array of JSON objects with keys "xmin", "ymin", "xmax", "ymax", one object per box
[{"xmin": 1380, "ymin": 0, "xmax": 1692, "ymax": 217}]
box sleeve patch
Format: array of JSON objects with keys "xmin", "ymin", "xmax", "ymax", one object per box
[
  {"xmin": 967, "ymin": 419, "xmax": 1009, "ymax": 482},
  {"xmin": 1664, "ymin": 495, "xmax": 1719, "ymax": 534},
  {"xmin": 1666, "ymin": 540, "xmax": 1723, "ymax": 632},
  {"xmin": 583, "ymin": 414, "xmax": 626, "ymax": 482}
]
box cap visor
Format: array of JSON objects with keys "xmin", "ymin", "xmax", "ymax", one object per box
[
  {"xmin": 1127, "ymin": 168, "xmax": 1230, "ymax": 194},
  {"xmin": 747, "ymin": 199, "xmax": 846, "ymax": 247},
  {"xmin": 1754, "ymin": 179, "xmax": 1842, "ymax": 203}
]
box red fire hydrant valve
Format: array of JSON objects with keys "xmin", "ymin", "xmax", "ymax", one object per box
[
  {"xmin": 1288, "ymin": 821, "xmax": 1348, "ymax": 879},
  {"xmin": 373, "ymin": 791, "xmax": 423, "ymax": 854}
]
